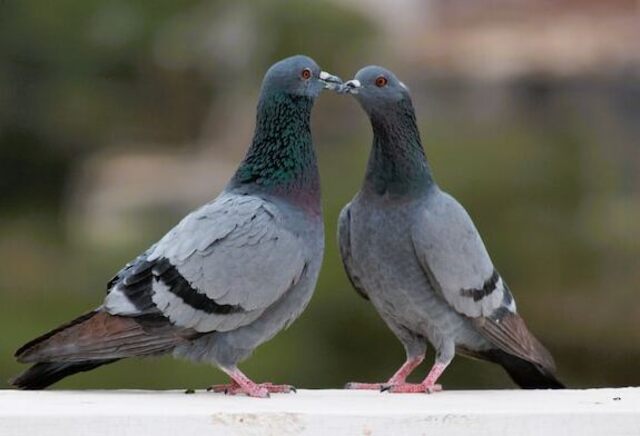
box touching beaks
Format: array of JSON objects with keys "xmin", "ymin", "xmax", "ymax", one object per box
[
  {"xmin": 340, "ymin": 79, "xmax": 361, "ymax": 95},
  {"xmin": 319, "ymin": 71, "xmax": 343, "ymax": 91}
]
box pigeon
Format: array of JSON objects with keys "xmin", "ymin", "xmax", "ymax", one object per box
[
  {"xmin": 337, "ymin": 66, "xmax": 564, "ymax": 392},
  {"xmin": 10, "ymin": 55, "xmax": 342, "ymax": 397}
]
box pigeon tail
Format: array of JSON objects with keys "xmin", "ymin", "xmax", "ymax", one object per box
[
  {"xmin": 10, "ymin": 360, "xmax": 119, "ymax": 390},
  {"xmin": 14, "ymin": 310, "xmax": 191, "ymax": 365},
  {"xmin": 482, "ymin": 349, "xmax": 566, "ymax": 389},
  {"xmin": 14, "ymin": 310, "xmax": 98, "ymax": 362},
  {"xmin": 11, "ymin": 310, "xmax": 194, "ymax": 389}
]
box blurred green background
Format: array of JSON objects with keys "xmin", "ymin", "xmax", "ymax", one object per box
[{"xmin": 1, "ymin": 0, "xmax": 639, "ymax": 390}]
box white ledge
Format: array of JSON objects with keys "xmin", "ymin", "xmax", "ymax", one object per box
[{"xmin": 1, "ymin": 388, "xmax": 639, "ymax": 435}]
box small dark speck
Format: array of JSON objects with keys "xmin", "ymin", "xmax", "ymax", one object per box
[
  {"xmin": 613, "ymin": 397, "xmax": 621, "ymax": 401},
  {"xmin": 185, "ymin": 388, "xmax": 196, "ymax": 394}
]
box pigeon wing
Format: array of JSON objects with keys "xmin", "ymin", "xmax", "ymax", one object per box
[
  {"xmin": 105, "ymin": 193, "xmax": 309, "ymax": 333},
  {"xmin": 338, "ymin": 203, "xmax": 369, "ymax": 300},
  {"xmin": 411, "ymin": 191, "xmax": 559, "ymax": 370},
  {"xmin": 411, "ymin": 190, "xmax": 507, "ymax": 318}
]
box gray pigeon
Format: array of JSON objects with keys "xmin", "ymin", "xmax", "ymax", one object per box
[
  {"xmin": 11, "ymin": 55, "xmax": 342, "ymax": 397},
  {"xmin": 338, "ymin": 66, "xmax": 564, "ymax": 392}
]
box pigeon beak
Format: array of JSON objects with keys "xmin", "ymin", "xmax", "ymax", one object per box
[
  {"xmin": 341, "ymin": 79, "xmax": 361, "ymax": 95},
  {"xmin": 319, "ymin": 71, "xmax": 343, "ymax": 91}
]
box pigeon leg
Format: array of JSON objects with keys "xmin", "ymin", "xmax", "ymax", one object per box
[
  {"xmin": 210, "ymin": 367, "xmax": 296, "ymax": 397},
  {"xmin": 385, "ymin": 361, "xmax": 448, "ymax": 393},
  {"xmin": 345, "ymin": 355, "xmax": 424, "ymax": 390}
]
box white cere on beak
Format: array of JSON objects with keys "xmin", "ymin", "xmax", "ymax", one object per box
[
  {"xmin": 399, "ymin": 81, "xmax": 408, "ymax": 90},
  {"xmin": 320, "ymin": 71, "xmax": 343, "ymax": 91},
  {"xmin": 341, "ymin": 79, "xmax": 361, "ymax": 94}
]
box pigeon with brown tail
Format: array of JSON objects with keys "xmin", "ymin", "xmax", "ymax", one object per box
[
  {"xmin": 338, "ymin": 66, "xmax": 564, "ymax": 392},
  {"xmin": 11, "ymin": 55, "xmax": 342, "ymax": 397}
]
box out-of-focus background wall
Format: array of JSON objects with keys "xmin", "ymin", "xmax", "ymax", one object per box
[{"xmin": 1, "ymin": 0, "xmax": 639, "ymax": 390}]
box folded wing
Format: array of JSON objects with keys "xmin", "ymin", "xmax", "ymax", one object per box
[
  {"xmin": 411, "ymin": 190, "xmax": 558, "ymax": 374},
  {"xmin": 337, "ymin": 204, "xmax": 369, "ymax": 300},
  {"xmin": 411, "ymin": 191, "xmax": 508, "ymax": 318},
  {"xmin": 105, "ymin": 193, "xmax": 309, "ymax": 333}
]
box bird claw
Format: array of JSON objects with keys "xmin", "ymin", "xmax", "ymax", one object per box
[
  {"xmin": 259, "ymin": 382, "xmax": 297, "ymax": 394},
  {"xmin": 206, "ymin": 383, "xmax": 231, "ymax": 393},
  {"xmin": 380, "ymin": 383, "xmax": 394, "ymax": 392},
  {"xmin": 385, "ymin": 383, "xmax": 443, "ymax": 394}
]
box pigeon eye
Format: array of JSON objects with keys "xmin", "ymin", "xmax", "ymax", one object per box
[
  {"xmin": 301, "ymin": 68, "xmax": 312, "ymax": 80},
  {"xmin": 375, "ymin": 76, "xmax": 388, "ymax": 87}
]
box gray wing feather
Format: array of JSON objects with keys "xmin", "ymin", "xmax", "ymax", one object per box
[
  {"xmin": 338, "ymin": 204, "xmax": 369, "ymax": 300},
  {"xmin": 411, "ymin": 191, "xmax": 505, "ymax": 318},
  {"xmin": 107, "ymin": 193, "xmax": 308, "ymax": 333}
]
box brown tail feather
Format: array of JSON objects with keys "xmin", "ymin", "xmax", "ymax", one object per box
[
  {"xmin": 15, "ymin": 311, "xmax": 97, "ymax": 360},
  {"xmin": 15, "ymin": 310, "xmax": 193, "ymax": 363},
  {"xmin": 473, "ymin": 312, "xmax": 558, "ymax": 375}
]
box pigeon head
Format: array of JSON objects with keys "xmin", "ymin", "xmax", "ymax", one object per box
[
  {"xmin": 261, "ymin": 55, "xmax": 342, "ymax": 98},
  {"xmin": 341, "ymin": 65, "xmax": 410, "ymax": 114},
  {"xmin": 342, "ymin": 65, "xmax": 433, "ymax": 196},
  {"xmin": 231, "ymin": 55, "xmax": 340, "ymax": 209}
]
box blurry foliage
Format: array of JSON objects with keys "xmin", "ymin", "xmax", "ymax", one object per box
[
  {"xmin": 1, "ymin": 0, "xmax": 207, "ymax": 213},
  {"xmin": 0, "ymin": 0, "xmax": 374, "ymax": 214},
  {"xmin": 1, "ymin": 0, "xmax": 639, "ymax": 391}
]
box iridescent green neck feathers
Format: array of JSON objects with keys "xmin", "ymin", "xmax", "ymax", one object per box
[{"xmin": 231, "ymin": 92, "xmax": 320, "ymax": 207}]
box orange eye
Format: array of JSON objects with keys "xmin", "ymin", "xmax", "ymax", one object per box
[
  {"xmin": 375, "ymin": 76, "xmax": 388, "ymax": 87},
  {"xmin": 301, "ymin": 68, "xmax": 312, "ymax": 80}
]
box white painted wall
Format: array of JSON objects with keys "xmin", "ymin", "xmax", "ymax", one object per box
[{"xmin": 1, "ymin": 388, "xmax": 639, "ymax": 436}]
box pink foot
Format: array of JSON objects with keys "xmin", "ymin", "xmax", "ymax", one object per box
[
  {"xmin": 385, "ymin": 382, "xmax": 443, "ymax": 394},
  {"xmin": 207, "ymin": 382, "xmax": 238, "ymax": 393},
  {"xmin": 258, "ymin": 382, "xmax": 297, "ymax": 394},
  {"xmin": 210, "ymin": 368, "xmax": 297, "ymax": 398},
  {"xmin": 384, "ymin": 362, "xmax": 448, "ymax": 393},
  {"xmin": 345, "ymin": 355, "xmax": 425, "ymax": 391},
  {"xmin": 344, "ymin": 382, "xmax": 386, "ymax": 390},
  {"xmin": 208, "ymin": 382, "xmax": 295, "ymax": 397},
  {"xmin": 207, "ymin": 382, "xmax": 267, "ymax": 397}
]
